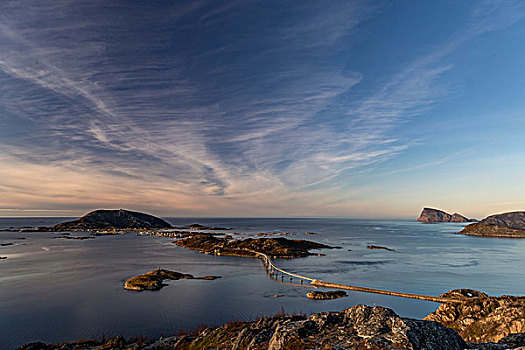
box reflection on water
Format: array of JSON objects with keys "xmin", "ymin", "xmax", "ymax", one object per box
[{"xmin": 1, "ymin": 218, "xmax": 525, "ymax": 349}]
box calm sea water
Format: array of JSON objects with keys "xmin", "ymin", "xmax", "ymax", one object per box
[{"xmin": 1, "ymin": 217, "xmax": 525, "ymax": 349}]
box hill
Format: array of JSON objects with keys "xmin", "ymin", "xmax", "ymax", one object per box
[
  {"xmin": 458, "ymin": 211, "xmax": 525, "ymax": 237},
  {"xmin": 50, "ymin": 209, "xmax": 172, "ymax": 231}
]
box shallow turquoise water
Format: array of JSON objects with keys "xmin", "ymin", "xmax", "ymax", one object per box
[{"xmin": 1, "ymin": 218, "xmax": 524, "ymax": 349}]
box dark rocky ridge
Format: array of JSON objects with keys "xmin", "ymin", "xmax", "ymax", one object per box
[
  {"xmin": 417, "ymin": 207, "xmax": 476, "ymax": 223},
  {"xmin": 48, "ymin": 209, "xmax": 172, "ymax": 231},
  {"xmin": 458, "ymin": 211, "xmax": 525, "ymax": 237},
  {"xmin": 174, "ymin": 235, "xmax": 334, "ymax": 258}
]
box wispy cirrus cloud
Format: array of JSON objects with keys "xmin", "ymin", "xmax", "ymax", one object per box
[{"xmin": 1, "ymin": 0, "xmax": 524, "ymax": 216}]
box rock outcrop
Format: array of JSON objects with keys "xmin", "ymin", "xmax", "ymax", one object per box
[
  {"xmin": 175, "ymin": 235, "xmax": 334, "ymax": 258},
  {"xmin": 20, "ymin": 305, "xmax": 468, "ymax": 350},
  {"xmin": 124, "ymin": 269, "xmax": 220, "ymax": 291},
  {"xmin": 18, "ymin": 302, "xmax": 525, "ymax": 349},
  {"xmin": 417, "ymin": 208, "xmax": 476, "ymax": 223},
  {"xmin": 48, "ymin": 209, "xmax": 172, "ymax": 231},
  {"xmin": 306, "ymin": 290, "xmax": 347, "ymax": 300},
  {"xmin": 424, "ymin": 289, "xmax": 525, "ymax": 343},
  {"xmin": 458, "ymin": 211, "xmax": 525, "ymax": 237}
]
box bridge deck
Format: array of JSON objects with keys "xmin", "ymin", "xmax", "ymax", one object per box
[{"xmin": 254, "ymin": 251, "xmax": 465, "ymax": 304}]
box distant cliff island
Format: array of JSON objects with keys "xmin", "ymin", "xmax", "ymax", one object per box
[
  {"xmin": 417, "ymin": 207, "xmax": 525, "ymax": 238},
  {"xmin": 417, "ymin": 208, "xmax": 476, "ymax": 223},
  {"xmin": 458, "ymin": 211, "xmax": 525, "ymax": 238}
]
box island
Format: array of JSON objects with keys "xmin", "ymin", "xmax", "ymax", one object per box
[
  {"xmin": 306, "ymin": 290, "xmax": 347, "ymax": 300},
  {"xmin": 174, "ymin": 235, "xmax": 335, "ymax": 258},
  {"xmin": 417, "ymin": 208, "xmax": 476, "ymax": 223},
  {"xmin": 458, "ymin": 211, "xmax": 525, "ymax": 237},
  {"xmin": 124, "ymin": 268, "xmax": 220, "ymax": 291},
  {"xmin": 45, "ymin": 209, "xmax": 173, "ymax": 231}
]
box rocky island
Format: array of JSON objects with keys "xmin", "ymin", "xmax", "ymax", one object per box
[
  {"xmin": 174, "ymin": 235, "xmax": 335, "ymax": 258},
  {"xmin": 306, "ymin": 290, "xmax": 347, "ymax": 300},
  {"xmin": 417, "ymin": 207, "xmax": 476, "ymax": 223},
  {"xmin": 42, "ymin": 209, "xmax": 173, "ymax": 231},
  {"xmin": 124, "ymin": 269, "xmax": 220, "ymax": 291},
  {"xmin": 458, "ymin": 211, "xmax": 525, "ymax": 237}
]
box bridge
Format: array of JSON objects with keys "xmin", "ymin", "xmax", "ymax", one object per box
[{"xmin": 253, "ymin": 251, "xmax": 466, "ymax": 304}]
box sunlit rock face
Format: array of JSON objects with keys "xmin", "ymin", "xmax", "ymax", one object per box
[{"xmin": 417, "ymin": 207, "xmax": 475, "ymax": 223}]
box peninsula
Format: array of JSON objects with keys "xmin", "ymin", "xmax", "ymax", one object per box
[
  {"xmin": 458, "ymin": 211, "xmax": 525, "ymax": 237},
  {"xmin": 174, "ymin": 235, "xmax": 335, "ymax": 258},
  {"xmin": 417, "ymin": 207, "xmax": 476, "ymax": 223}
]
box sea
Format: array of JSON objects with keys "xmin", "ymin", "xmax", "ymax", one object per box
[{"xmin": 1, "ymin": 217, "xmax": 525, "ymax": 349}]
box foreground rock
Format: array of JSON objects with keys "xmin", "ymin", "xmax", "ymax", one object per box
[
  {"xmin": 175, "ymin": 235, "xmax": 334, "ymax": 258},
  {"xmin": 424, "ymin": 289, "xmax": 525, "ymax": 343},
  {"xmin": 124, "ymin": 269, "xmax": 220, "ymax": 291},
  {"xmin": 46, "ymin": 209, "xmax": 173, "ymax": 231},
  {"xmin": 17, "ymin": 305, "xmax": 468, "ymax": 350},
  {"xmin": 306, "ymin": 290, "xmax": 347, "ymax": 300},
  {"xmin": 19, "ymin": 303, "xmax": 525, "ymax": 349},
  {"xmin": 417, "ymin": 207, "xmax": 476, "ymax": 223},
  {"xmin": 458, "ymin": 211, "xmax": 525, "ymax": 237}
]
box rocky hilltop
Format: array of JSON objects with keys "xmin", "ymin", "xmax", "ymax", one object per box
[
  {"xmin": 48, "ymin": 209, "xmax": 172, "ymax": 231},
  {"xmin": 458, "ymin": 211, "xmax": 525, "ymax": 237},
  {"xmin": 417, "ymin": 207, "xmax": 476, "ymax": 223},
  {"xmin": 425, "ymin": 289, "xmax": 525, "ymax": 343}
]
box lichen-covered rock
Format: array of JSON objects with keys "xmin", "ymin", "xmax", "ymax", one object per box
[
  {"xmin": 20, "ymin": 303, "xmax": 525, "ymax": 349},
  {"xmin": 175, "ymin": 305, "xmax": 467, "ymax": 350},
  {"xmin": 424, "ymin": 290, "xmax": 525, "ymax": 343}
]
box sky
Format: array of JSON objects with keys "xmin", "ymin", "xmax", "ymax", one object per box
[{"xmin": 1, "ymin": 0, "xmax": 525, "ymax": 218}]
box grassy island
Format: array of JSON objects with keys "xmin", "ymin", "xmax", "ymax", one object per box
[{"xmin": 124, "ymin": 269, "xmax": 220, "ymax": 291}]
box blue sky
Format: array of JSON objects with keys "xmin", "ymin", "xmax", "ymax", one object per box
[{"xmin": 1, "ymin": 0, "xmax": 524, "ymax": 218}]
